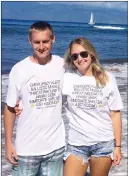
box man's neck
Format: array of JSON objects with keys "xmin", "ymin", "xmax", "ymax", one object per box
[{"xmin": 30, "ymin": 54, "xmax": 52, "ymax": 65}]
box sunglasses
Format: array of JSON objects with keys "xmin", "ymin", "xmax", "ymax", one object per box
[{"xmin": 70, "ymin": 51, "xmax": 88, "ymax": 61}]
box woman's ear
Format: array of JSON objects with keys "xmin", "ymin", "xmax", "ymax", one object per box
[{"xmin": 91, "ymin": 55, "xmax": 96, "ymax": 62}]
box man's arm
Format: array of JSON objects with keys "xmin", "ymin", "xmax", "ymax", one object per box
[
  {"xmin": 110, "ymin": 110, "xmax": 122, "ymax": 166},
  {"xmin": 4, "ymin": 104, "xmax": 18, "ymax": 165}
]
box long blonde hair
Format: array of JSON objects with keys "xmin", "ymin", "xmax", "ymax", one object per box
[{"xmin": 64, "ymin": 37, "xmax": 109, "ymax": 87}]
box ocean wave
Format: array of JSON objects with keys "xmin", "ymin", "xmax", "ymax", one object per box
[
  {"xmin": 93, "ymin": 25, "xmax": 126, "ymax": 30},
  {"xmin": 103, "ymin": 62, "xmax": 127, "ymax": 76},
  {"xmin": 2, "ymin": 74, "xmax": 9, "ymax": 103},
  {"xmin": 2, "ymin": 62, "xmax": 127, "ymax": 103}
]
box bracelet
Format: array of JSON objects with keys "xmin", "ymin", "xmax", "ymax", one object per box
[{"xmin": 115, "ymin": 145, "xmax": 121, "ymax": 147}]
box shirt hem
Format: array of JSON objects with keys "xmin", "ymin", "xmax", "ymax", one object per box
[
  {"xmin": 68, "ymin": 137, "xmax": 115, "ymax": 146},
  {"xmin": 16, "ymin": 144, "xmax": 65, "ymax": 156}
]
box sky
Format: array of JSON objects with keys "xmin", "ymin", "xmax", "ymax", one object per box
[{"xmin": 1, "ymin": 1, "xmax": 128, "ymax": 24}]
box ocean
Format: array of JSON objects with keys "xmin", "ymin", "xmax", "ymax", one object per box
[{"xmin": 1, "ymin": 19, "xmax": 128, "ymax": 176}]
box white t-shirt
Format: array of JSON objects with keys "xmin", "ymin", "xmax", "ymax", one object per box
[
  {"xmin": 62, "ymin": 70, "xmax": 123, "ymax": 146},
  {"xmin": 6, "ymin": 55, "xmax": 65, "ymax": 156}
]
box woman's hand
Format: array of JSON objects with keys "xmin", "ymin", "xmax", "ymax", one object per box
[
  {"xmin": 112, "ymin": 147, "xmax": 122, "ymax": 166},
  {"xmin": 14, "ymin": 100, "xmax": 23, "ymax": 116}
]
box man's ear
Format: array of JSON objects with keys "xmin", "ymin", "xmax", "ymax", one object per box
[
  {"xmin": 52, "ymin": 35, "xmax": 55, "ymax": 44},
  {"xmin": 28, "ymin": 37, "xmax": 32, "ymax": 45}
]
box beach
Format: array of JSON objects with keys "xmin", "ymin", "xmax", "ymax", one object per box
[
  {"xmin": 1, "ymin": 113, "xmax": 128, "ymax": 176},
  {"xmin": 1, "ymin": 19, "xmax": 127, "ymax": 176}
]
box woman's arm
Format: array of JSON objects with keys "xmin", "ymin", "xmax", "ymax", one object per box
[{"xmin": 110, "ymin": 110, "xmax": 122, "ymax": 165}]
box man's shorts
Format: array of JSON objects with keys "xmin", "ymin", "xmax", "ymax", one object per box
[{"xmin": 12, "ymin": 147, "xmax": 65, "ymax": 176}]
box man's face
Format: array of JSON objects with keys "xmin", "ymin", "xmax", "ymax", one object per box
[{"xmin": 29, "ymin": 29, "xmax": 55, "ymax": 63}]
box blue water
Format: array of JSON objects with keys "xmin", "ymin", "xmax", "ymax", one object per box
[{"xmin": 1, "ymin": 19, "xmax": 128, "ymax": 74}]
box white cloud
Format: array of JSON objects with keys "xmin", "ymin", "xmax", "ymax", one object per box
[
  {"xmin": 38, "ymin": 1, "xmax": 127, "ymax": 10},
  {"xmin": 83, "ymin": 2, "xmax": 127, "ymax": 9}
]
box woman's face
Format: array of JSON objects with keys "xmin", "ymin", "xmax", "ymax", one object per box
[{"xmin": 70, "ymin": 44, "xmax": 92, "ymax": 74}]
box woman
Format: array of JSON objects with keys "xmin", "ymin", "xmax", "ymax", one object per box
[{"xmin": 62, "ymin": 37, "xmax": 123, "ymax": 176}]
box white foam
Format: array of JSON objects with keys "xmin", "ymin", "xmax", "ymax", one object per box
[
  {"xmin": 103, "ymin": 63, "xmax": 127, "ymax": 79},
  {"xmin": 110, "ymin": 173, "xmax": 127, "ymax": 176},
  {"xmin": 94, "ymin": 25, "xmax": 125, "ymax": 30},
  {"xmin": 2, "ymin": 63, "xmax": 127, "ymax": 103},
  {"xmin": 2, "ymin": 74, "xmax": 9, "ymax": 102}
]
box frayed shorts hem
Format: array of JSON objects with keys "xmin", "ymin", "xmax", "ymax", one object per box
[{"xmin": 64, "ymin": 140, "xmax": 115, "ymax": 164}]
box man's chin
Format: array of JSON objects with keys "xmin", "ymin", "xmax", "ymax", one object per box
[
  {"xmin": 38, "ymin": 53, "xmax": 49, "ymax": 59},
  {"xmin": 38, "ymin": 55, "xmax": 51, "ymax": 64}
]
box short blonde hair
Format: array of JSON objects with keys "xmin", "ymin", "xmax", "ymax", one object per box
[
  {"xmin": 29, "ymin": 21, "xmax": 54, "ymax": 40},
  {"xmin": 64, "ymin": 37, "xmax": 109, "ymax": 87}
]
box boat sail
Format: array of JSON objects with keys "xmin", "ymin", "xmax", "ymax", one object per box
[{"xmin": 89, "ymin": 12, "xmax": 95, "ymax": 25}]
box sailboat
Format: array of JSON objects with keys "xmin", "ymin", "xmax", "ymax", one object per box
[{"xmin": 88, "ymin": 12, "xmax": 95, "ymax": 25}]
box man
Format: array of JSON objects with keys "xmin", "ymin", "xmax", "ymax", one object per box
[{"xmin": 4, "ymin": 21, "xmax": 65, "ymax": 176}]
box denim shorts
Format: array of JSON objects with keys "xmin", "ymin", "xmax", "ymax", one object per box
[
  {"xmin": 12, "ymin": 147, "xmax": 65, "ymax": 176},
  {"xmin": 64, "ymin": 140, "xmax": 115, "ymax": 164}
]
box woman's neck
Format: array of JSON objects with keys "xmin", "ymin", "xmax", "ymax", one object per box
[{"xmin": 77, "ymin": 67, "xmax": 93, "ymax": 76}]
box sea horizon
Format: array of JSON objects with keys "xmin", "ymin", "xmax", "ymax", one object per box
[{"xmin": 1, "ymin": 18, "xmax": 128, "ymax": 26}]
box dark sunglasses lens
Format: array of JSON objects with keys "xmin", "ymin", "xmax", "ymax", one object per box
[
  {"xmin": 80, "ymin": 51, "xmax": 88, "ymax": 58},
  {"xmin": 71, "ymin": 54, "xmax": 78, "ymax": 61}
]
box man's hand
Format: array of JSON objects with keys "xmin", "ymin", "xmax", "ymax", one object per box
[
  {"xmin": 6, "ymin": 142, "xmax": 19, "ymax": 165},
  {"xmin": 4, "ymin": 104, "xmax": 18, "ymax": 165}
]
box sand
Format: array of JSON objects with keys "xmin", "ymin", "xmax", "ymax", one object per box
[{"xmin": 1, "ymin": 113, "xmax": 128, "ymax": 176}]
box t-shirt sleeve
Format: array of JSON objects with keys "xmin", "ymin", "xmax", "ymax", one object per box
[
  {"xmin": 6, "ymin": 67, "xmax": 20, "ymax": 107},
  {"xmin": 108, "ymin": 73, "xmax": 123, "ymax": 111}
]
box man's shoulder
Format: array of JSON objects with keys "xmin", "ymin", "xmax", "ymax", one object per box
[
  {"xmin": 52, "ymin": 54, "xmax": 64, "ymax": 63},
  {"xmin": 12, "ymin": 57, "xmax": 29, "ymax": 70},
  {"xmin": 52, "ymin": 54, "xmax": 63, "ymax": 59}
]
